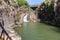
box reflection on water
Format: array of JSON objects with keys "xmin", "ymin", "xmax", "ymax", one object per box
[{"xmin": 14, "ymin": 22, "xmax": 60, "ymax": 40}]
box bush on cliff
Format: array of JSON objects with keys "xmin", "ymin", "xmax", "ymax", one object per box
[{"xmin": 17, "ymin": 0, "xmax": 29, "ymax": 7}]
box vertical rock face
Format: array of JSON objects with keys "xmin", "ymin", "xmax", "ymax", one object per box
[
  {"xmin": 54, "ymin": 0, "xmax": 60, "ymax": 13},
  {"xmin": 0, "ymin": 0, "xmax": 19, "ymax": 27},
  {"xmin": 0, "ymin": 9, "xmax": 3, "ymax": 36},
  {"xmin": 54, "ymin": 0, "xmax": 60, "ymax": 26},
  {"xmin": 0, "ymin": 0, "xmax": 21, "ymax": 40},
  {"xmin": 30, "ymin": 11, "xmax": 39, "ymax": 22},
  {"xmin": 36, "ymin": 0, "xmax": 60, "ymax": 26}
]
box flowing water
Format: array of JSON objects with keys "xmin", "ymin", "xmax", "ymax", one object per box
[
  {"xmin": 23, "ymin": 14, "xmax": 29, "ymax": 22},
  {"xmin": 14, "ymin": 22, "xmax": 60, "ymax": 40}
]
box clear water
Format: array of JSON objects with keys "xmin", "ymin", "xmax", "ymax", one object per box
[{"xmin": 14, "ymin": 22, "xmax": 60, "ymax": 40}]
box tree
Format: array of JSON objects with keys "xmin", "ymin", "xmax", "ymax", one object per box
[{"xmin": 16, "ymin": 0, "xmax": 29, "ymax": 7}]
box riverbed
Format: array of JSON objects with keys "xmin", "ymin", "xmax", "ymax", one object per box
[{"xmin": 14, "ymin": 22, "xmax": 60, "ymax": 40}]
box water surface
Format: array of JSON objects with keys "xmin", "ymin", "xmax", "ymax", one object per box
[{"xmin": 14, "ymin": 22, "xmax": 60, "ymax": 40}]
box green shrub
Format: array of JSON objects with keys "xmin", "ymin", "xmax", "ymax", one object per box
[{"xmin": 16, "ymin": 0, "xmax": 29, "ymax": 7}]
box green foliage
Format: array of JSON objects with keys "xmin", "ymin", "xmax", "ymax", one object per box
[
  {"xmin": 44, "ymin": 0, "xmax": 55, "ymax": 13},
  {"xmin": 16, "ymin": 0, "xmax": 29, "ymax": 7},
  {"xmin": 38, "ymin": 0, "xmax": 55, "ymax": 21},
  {"xmin": 45, "ymin": 0, "xmax": 55, "ymax": 6}
]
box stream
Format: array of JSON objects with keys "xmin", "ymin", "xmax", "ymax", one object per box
[{"xmin": 14, "ymin": 22, "xmax": 60, "ymax": 40}]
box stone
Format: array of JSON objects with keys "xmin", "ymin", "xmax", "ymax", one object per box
[{"xmin": 0, "ymin": 0, "xmax": 21, "ymax": 40}]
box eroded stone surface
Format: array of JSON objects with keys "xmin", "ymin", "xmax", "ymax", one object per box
[{"xmin": 0, "ymin": 0, "xmax": 21, "ymax": 40}]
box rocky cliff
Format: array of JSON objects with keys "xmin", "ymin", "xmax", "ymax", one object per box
[
  {"xmin": 0, "ymin": 0, "xmax": 22, "ymax": 40},
  {"xmin": 36, "ymin": 0, "xmax": 60, "ymax": 26}
]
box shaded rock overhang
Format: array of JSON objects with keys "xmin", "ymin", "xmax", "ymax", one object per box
[{"xmin": 30, "ymin": 5, "xmax": 39, "ymax": 10}]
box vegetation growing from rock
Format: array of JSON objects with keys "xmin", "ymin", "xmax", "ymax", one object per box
[
  {"xmin": 37, "ymin": 0, "xmax": 60, "ymax": 26},
  {"xmin": 17, "ymin": 0, "xmax": 29, "ymax": 7}
]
